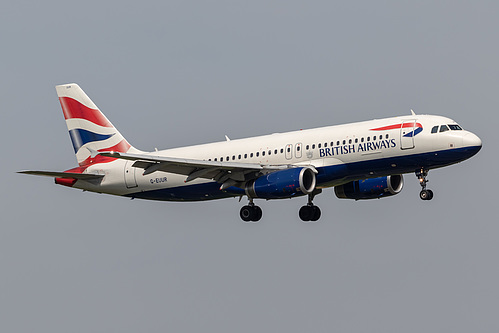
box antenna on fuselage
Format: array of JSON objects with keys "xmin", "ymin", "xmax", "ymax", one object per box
[
  {"xmin": 225, "ymin": 135, "xmax": 231, "ymax": 142},
  {"xmin": 411, "ymin": 109, "xmax": 416, "ymax": 115}
]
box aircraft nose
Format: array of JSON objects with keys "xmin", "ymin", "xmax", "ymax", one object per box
[{"xmin": 463, "ymin": 132, "xmax": 482, "ymax": 148}]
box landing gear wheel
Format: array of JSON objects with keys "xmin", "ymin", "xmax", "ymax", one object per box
[
  {"xmin": 427, "ymin": 189, "xmax": 434, "ymax": 200},
  {"xmin": 251, "ymin": 206, "xmax": 263, "ymax": 222},
  {"xmin": 240, "ymin": 205, "xmax": 253, "ymax": 222},
  {"xmin": 299, "ymin": 205, "xmax": 314, "ymax": 221},
  {"xmin": 240, "ymin": 205, "xmax": 262, "ymax": 222},
  {"xmin": 419, "ymin": 189, "xmax": 434, "ymax": 201},
  {"xmin": 311, "ymin": 206, "xmax": 321, "ymax": 221},
  {"xmin": 299, "ymin": 205, "xmax": 321, "ymax": 222}
]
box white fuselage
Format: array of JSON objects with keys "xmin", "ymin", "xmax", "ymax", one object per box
[{"xmin": 76, "ymin": 114, "xmax": 481, "ymax": 201}]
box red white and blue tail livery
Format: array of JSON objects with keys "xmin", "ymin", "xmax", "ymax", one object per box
[{"xmin": 19, "ymin": 84, "xmax": 482, "ymax": 222}]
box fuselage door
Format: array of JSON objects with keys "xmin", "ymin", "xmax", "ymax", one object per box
[
  {"xmin": 124, "ymin": 160, "xmax": 138, "ymax": 188},
  {"xmin": 400, "ymin": 120, "xmax": 416, "ymax": 150},
  {"xmin": 285, "ymin": 144, "xmax": 293, "ymax": 160},
  {"xmin": 295, "ymin": 143, "xmax": 302, "ymax": 159}
]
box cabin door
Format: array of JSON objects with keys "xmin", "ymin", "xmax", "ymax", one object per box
[{"xmin": 400, "ymin": 120, "xmax": 416, "ymax": 150}]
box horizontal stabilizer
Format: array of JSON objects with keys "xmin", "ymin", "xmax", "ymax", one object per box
[{"xmin": 18, "ymin": 170, "xmax": 104, "ymax": 180}]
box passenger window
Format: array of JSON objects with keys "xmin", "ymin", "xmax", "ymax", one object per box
[
  {"xmin": 379, "ymin": 135, "xmax": 382, "ymax": 140},
  {"xmin": 214, "ymin": 158, "xmax": 217, "ymax": 161},
  {"xmin": 330, "ymin": 142, "xmax": 334, "ymax": 146},
  {"xmin": 274, "ymin": 149, "xmax": 278, "ymax": 154},
  {"xmin": 440, "ymin": 125, "xmax": 449, "ymax": 132},
  {"xmin": 232, "ymin": 155, "xmax": 235, "ymax": 160},
  {"xmin": 250, "ymin": 153, "xmax": 254, "ymax": 158},
  {"xmin": 312, "ymin": 144, "xmax": 315, "ymax": 149},
  {"xmin": 348, "ymin": 139, "xmax": 352, "ymax": 144},
  {"xmin": 324, "ymin": 142, "xmax": 327, "ymax": 147},
  {"xmin": 244, "ymin": 154, "xmax": 247, "ymax": 159},
  {"xmin": 342, "ymin": 140, "xmax": 346, "ymax": 145},
  {"xmin": 256, "ymin": 152, "xmax": 259, "ymax": 157},
  {"xmin": 355, "ymin": 138, "xmax": 358, "ymax": 143},
  {"xmin": 386, "ymin": 134, "xmax": 389, "ymax": 139},
  {"xmin": 361, "ymin": 137, "xmax": 364, "ymax": 142},
  {"xmin": 280, "ymin": 148, "xmax": 284, "ymax": 154},
  {"xmin": 221, "ymin": 157, "xmax": 223, "ymax": 161},
  {"xmin": 238, "ymin": 155, "xmax": 241, "ymax": 159},
  {"xmin": 373, "ymin": 136, "xmax": 376, "ymax": 141},
  {"xmin": 431, "ymin": 126, "xmax": 438, "ymax": 133},
  {"xmin": 262, "ymin": 151, "xmax": 265, "ymax": 156},
  {"xmin": 367, "ymin": 137, "xmax": 370, "ymax": 142},
  {"xmin": 318, "ymin": 143, "xmax": 321, "ymax": 148},
  {"xmin": 336, "ymin": 141, "xmax": 340, "ymax": 146},
  {"xmin": 306, "ymin": 145, "xmax": 310, "ymax": 150}
]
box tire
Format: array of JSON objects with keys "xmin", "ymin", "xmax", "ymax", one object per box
[
  {"xmin": 427, "ymin": 189, "xmax": 434, "ymax": 200},
  {"xmin": 240, "ymin": 206, "xmax": 253, "ymax": 221},
  {"xmin": 420, "ymin": 190, "xmax": 430, "ymax": 200},
  {"xmin": 310, "ymin": 206, "xmax": 321, "ymax": 221},
  {"xmin": 251, "ymin": 206, "xmax": 263, "ymax": 222},
  {"xmin": 299, "ymin": 205, "xmax": 313, "ymax": 221}
]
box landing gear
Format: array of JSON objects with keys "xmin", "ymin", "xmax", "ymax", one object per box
[
  {"xmin": 299, "ymin": 190, "xmax": 322, "ymax": 222},
  {"xmin": 299, "ymin": 205, "xmax": 321, "ymax": 221},
  {"xmin": 416, "ymin": 168, "xmax": 434, "ymax": 201},
  {"xmin": 240, "ymin": 199, "xmax": 262, "ymax": 222}
]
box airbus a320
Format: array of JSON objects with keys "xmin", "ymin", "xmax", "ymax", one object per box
[{"xmin": 19, "ymin": 84, "xmax": 482, "ymax": 222}]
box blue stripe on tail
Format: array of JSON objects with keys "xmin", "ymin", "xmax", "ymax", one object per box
[{"xmin": 68, "ymin": 129, "xmax": 115, "ymax": 152}]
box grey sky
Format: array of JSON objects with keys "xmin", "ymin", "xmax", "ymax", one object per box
[{"xmin": 1, "ymin": 1, "xmax": 497, "ymax": 332}]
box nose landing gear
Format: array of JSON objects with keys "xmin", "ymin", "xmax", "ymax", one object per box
[{"xmin": 416, "ymin": 168, "xmax": 434, "ymax": 201}]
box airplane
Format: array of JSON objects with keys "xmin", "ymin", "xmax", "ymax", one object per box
[{"xmin": 19, "ymin": 83, "xmax": 482, "ymax": 222}]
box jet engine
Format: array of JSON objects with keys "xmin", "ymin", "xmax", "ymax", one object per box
[
  {"xmin": 334, "ymin": 175, "xmax": 404, "ymax": 200},
  {"xmin": 244, "ymin": 167, "xmax": 317, "ymax": 199}
]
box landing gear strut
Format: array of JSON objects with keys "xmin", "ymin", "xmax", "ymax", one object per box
[
  {"xmin": 240, "ymin": 198, "xmax": 262, "ymax": 222},
  {"xmin": 416, "ymin": 168, "xmax": 434, "ymax": 201},
  {"xmin": 299, "ymin": 190, "xmax": 322, "ymax": 222}
]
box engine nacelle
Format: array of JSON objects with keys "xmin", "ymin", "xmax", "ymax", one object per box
[
  {"xmin": 245, "ymin": 167, "xmax": 317, "ymax": 199},
  {"xmin": 334, "ymin": 175, "xmax": 404, "ymax": 200}
]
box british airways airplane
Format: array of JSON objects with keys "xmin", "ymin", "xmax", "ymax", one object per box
[{"xmin": 20, "ymin": 84, "xmax": 482, "ymax": 222}]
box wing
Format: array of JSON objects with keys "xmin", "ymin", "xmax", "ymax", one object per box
[
  {"xmin": 98, "ymin": 151, "xmax": 288, "ymax": 189},
  {"xmin": 18, "ymin": 170, "xmax": 104, "ymax": 180}
]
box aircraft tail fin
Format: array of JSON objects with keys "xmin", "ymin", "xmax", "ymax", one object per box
[{"xmin": 56, "ymin": 83, "xmax": 140, "ymax": 166}]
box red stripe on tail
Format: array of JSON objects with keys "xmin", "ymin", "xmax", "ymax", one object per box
[{"xmin": 59, "ymin": 97, "xmax": 112, "ymax": 127}]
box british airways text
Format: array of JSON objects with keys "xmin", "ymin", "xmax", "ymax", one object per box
[{"xmin": 319, "ymin": 139, "xmax": 396, "ymax": 157}]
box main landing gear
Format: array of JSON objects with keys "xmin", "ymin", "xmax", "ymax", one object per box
[
  {"xmin": 416, "ymin": 168, "xmax": 434, "ymax": 201},
  {"xmin": 240, "ymin": 199, "xmax": 262, "ymax": 222},
  {"xmin": 299, "ymin": 190, "xmax": 322, "ymax": 222},
  {"xmin": 239, "ymin": 190, "xmax": 323, "ymax": 222}
]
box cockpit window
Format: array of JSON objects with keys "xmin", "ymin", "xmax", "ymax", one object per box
[
  {"xmin": 449, "ymin": 124, "xmax": 462, "ymax": 131},
  {"xmin": 431, "ymin": 126, "xmax": 439, "ymax": 134},
  {"xmin": 440, "ymin": 125, "xmax": 449, "ymax": 132}
]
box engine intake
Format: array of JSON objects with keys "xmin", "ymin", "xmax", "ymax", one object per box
[
  {"xmin": 334, "ymin": 175, "xmax": 404, "ymax": 200},
  {"xmin": 245, "ymin": 167, "xmax": 316, "ymax": 199}
]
